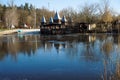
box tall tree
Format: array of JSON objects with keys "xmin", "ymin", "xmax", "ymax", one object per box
[
  {"xmin": 30, "ymin": 5, "xmax": 36, "ymax": 28},
  {"xmin": 24, "ymin": 3, "xmax": 29, "ymax": 10},
  {"xmin": 100, "ymin": 0, "xmax": 113, "ymax": 23},
  {"xmin": 98, "ymin": 0, "xmax": 113, "ymax": 31},
  {"xmin": 5, "ymin": 0, "xmax": 18, "ymax": 29},
  {"xmin": 5, "ymin": 7, "xmax": 18, "ymax": 28},
  {"xmin": 78, "ymin": 3, "xmax": 99, "ymax": 23},
  {"xmin": 60, "ymin": 7, "xmax": 78, "ymax": 22},
  {"xmin": 0, "ymin": 4, "xmax": 3, "ymax": 20},
  {"xmin": 7, "ymin": 0, "xmax": 14, "ymax": 8}
]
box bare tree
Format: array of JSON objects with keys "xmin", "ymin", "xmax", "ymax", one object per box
[
  {"xmin": 5, "ymin": 7, "xmax": 18, "ymax": 29},
  {"xmin": 98, "ymin": 0, "xmax": 113, "ymax": 32},
  {"xmin": 7, "ymin": 0, "xmax": 14, "ymax": 8},
  {"xmin": 5, "ymin": 0, "xmax": 18, "ymax": 29},
  {"xmin": 60, "ymin": 7, "xmax": 78, "ymax": 22},
  {"xmin": 30, "ymin": 5, "xmax": 36, "ymax": 28},
  {"xmin": 100, "ymin": 0, "xmax": 113, "ymax": 23},
  {"xmin": 78, "ymin": 3, "xmax": 99, "ymax": 23}
]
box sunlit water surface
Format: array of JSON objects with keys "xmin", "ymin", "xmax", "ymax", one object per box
[{"xmin": 0, "ymin": 33, "xmax": 120, "ymax": 80}]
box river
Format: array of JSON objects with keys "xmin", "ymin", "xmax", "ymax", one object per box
[{"xmin": 0, "ymin": 33, "xmax": 119, "ymax": 80}]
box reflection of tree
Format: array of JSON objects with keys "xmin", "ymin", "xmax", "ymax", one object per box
[
  {"xmin": 0, "ymin": 35, "xmax": 42, "ymax": 61},
  {"xmin": 97, "ymin": 34, "xmax": 107, "ymax": 41},
  {"xmin": 78, "ymin": 34, "xmax": 101, "ymax": 62},
  {"xmin": 0, "ymin": 42, "xmax": 8, "ymax": 60},
  {"xmin": 105, "ymin": 46, "xmax": 120, "ymax": 80},
  {"xmin": 102, "ymin": 39, "xmax": 113, "ymax": 57},
  {"xmin": 116, "ymin": 58, "xmax": 120, "ymax": 79},
  {"xmin": 17, "ymin": 35, "xmax": 42, "ymax": 56},
  {"xmin": 65, "ymin": 41, "xmax": 78, "ymax": 59},
  {"xmin": 101, "ymin": 37, "xmax": 115, "ymax": 80},
  {"xmin": 83, "ymin": 42, "xmax": 99, "ymax": 61},
  {"xmin": 42, "ymin": 42, "xmax": 52, "ymax": 52},
  {"xmin": 1, "ymin": 33, "xmax": 120, "ymax": 80},
  {"xmin": 63, "ymin": 34, "xmax": 100, "ymax": 61},
  {"xmin": 114, "ymin": 35, "xmax": 120, "ymax": 80},
  {"xmin": 64, "ymin": 35, "xmax": 89, "ymax": 60}
]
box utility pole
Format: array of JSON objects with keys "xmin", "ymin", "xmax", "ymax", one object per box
[{"xmin": 48, "ymin": 2, "xmax": 50, "ymax": 9}]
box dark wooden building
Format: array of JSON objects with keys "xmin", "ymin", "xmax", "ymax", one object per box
[
  {"xmin": 40, "ymin": 12, "xmax": 90, "ymax": 35},
  {"xmin": 40, "ymin": 12, "xmax": 70, "ymax": 35}
]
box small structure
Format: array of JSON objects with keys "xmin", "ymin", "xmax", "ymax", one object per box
[
  {"xmin": 53, "ymin": 12, "xmax": 61, "ymax": 24},
  {"xmin": 61, "ymin": 16, "xmax": 67, "ymax": 25},
  {"xmin": 11, "ymin": 24, "xmax": 15, "ymax": 29},
  {"xmin": 75, "ymin": 22, "xmax": 89, "ymax": 33},
  {"xmin": 41, "ymin": 16, "xmax": 46, "ymax": 25},
  {"xmin": 40, "ymin": 12, "xmax": 70, "ymax": 35},
  {"xmin": 49, "ymin": 17, "xmax": 53, "ymax": 24},
  {"xmin": 24, "ymin": 24, "xmax": 28, "ymax": 28},
  {"xmin": 89, "ymin": 24, "xmax": 96, "ymax": 30}
]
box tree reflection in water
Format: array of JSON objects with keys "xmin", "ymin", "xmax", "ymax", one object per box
[
  {"xmin": 80, "ymin": 35, "xmax": 100, "ymax": 62},
  {"xmin": 0, "ymin": 34, "xmax": 42, "ymax": 61},
  {"xmin": 100, "ymin": 36, "xmax": 114, "ymax": 80},
  {"xmin": 0, "ymin": 34, "xmax": 120, "ymax": 79},
  {"xmin": 41, "ymin": 34, "xmax": 120, "ymax": 80}
]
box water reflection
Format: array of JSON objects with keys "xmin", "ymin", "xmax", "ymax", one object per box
[
  {"xmin": 0, "ymin": 34, "xmax": 41, "ymax": 61},
  {"xmin": 0, "ymin": 33, "xmax": 120, "ymax": 80}
]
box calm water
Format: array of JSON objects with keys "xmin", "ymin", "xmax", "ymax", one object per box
[{"xmin": 0, "ymin": 33, "xmax": 120, "ymax": 80}]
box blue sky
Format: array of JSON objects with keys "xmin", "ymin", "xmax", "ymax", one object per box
[{"xmin": 1, "ymin": 0, "xmax": 120, "ymax": 14}]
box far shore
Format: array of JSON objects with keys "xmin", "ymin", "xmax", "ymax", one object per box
[{"xmin": 0, "ymin": 29, "xmax": 40, "ymax": 35}]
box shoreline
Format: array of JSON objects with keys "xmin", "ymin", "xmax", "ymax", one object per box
[
  {"xmin": 0, "ymin": 29, "xmax": 119, "ymax": 35},
  {"xmin": 0, "ymin": 29, "xmax": 40, "ymax": 35}
]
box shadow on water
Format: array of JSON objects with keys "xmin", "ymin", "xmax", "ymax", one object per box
[{"xmin": 0, "ymin": 33, "xmax": 120, "ymax": 80}]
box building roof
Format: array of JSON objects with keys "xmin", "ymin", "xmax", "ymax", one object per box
[
  {"xmin": 49, "ymin": 17, "xmax": 53, "ymax": 23},
  {"xmin": 53, "ymin": 12, "xmax": 61, "ymax": 20},
  {"xmin": 41, "ymin": 16, "xmax": 46, "ymax": 23},
  {"xmin": 62, "ymin": 16, "xmax": 67, "ymax": 22}
]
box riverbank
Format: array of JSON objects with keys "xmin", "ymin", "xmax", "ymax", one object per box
[{"xmin": 0, "ymin": 29, "xmax": 40, "ymax": 35}]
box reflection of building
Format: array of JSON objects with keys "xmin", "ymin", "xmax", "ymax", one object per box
[
  {"xmin": 54, "ymin": 43, "xmax": 65, "ymax": 53},
  {"xmin": 89, "ymin": 35, "xmax": 96, "ymax": 42},
  {"xmin": 43, "ymin": 42, "xmax": 53, "ymax": 52}
]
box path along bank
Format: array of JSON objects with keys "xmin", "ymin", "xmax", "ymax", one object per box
[{"xmin": 0, "ymin": 29, "xmax": 40, "ymax": 35}]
